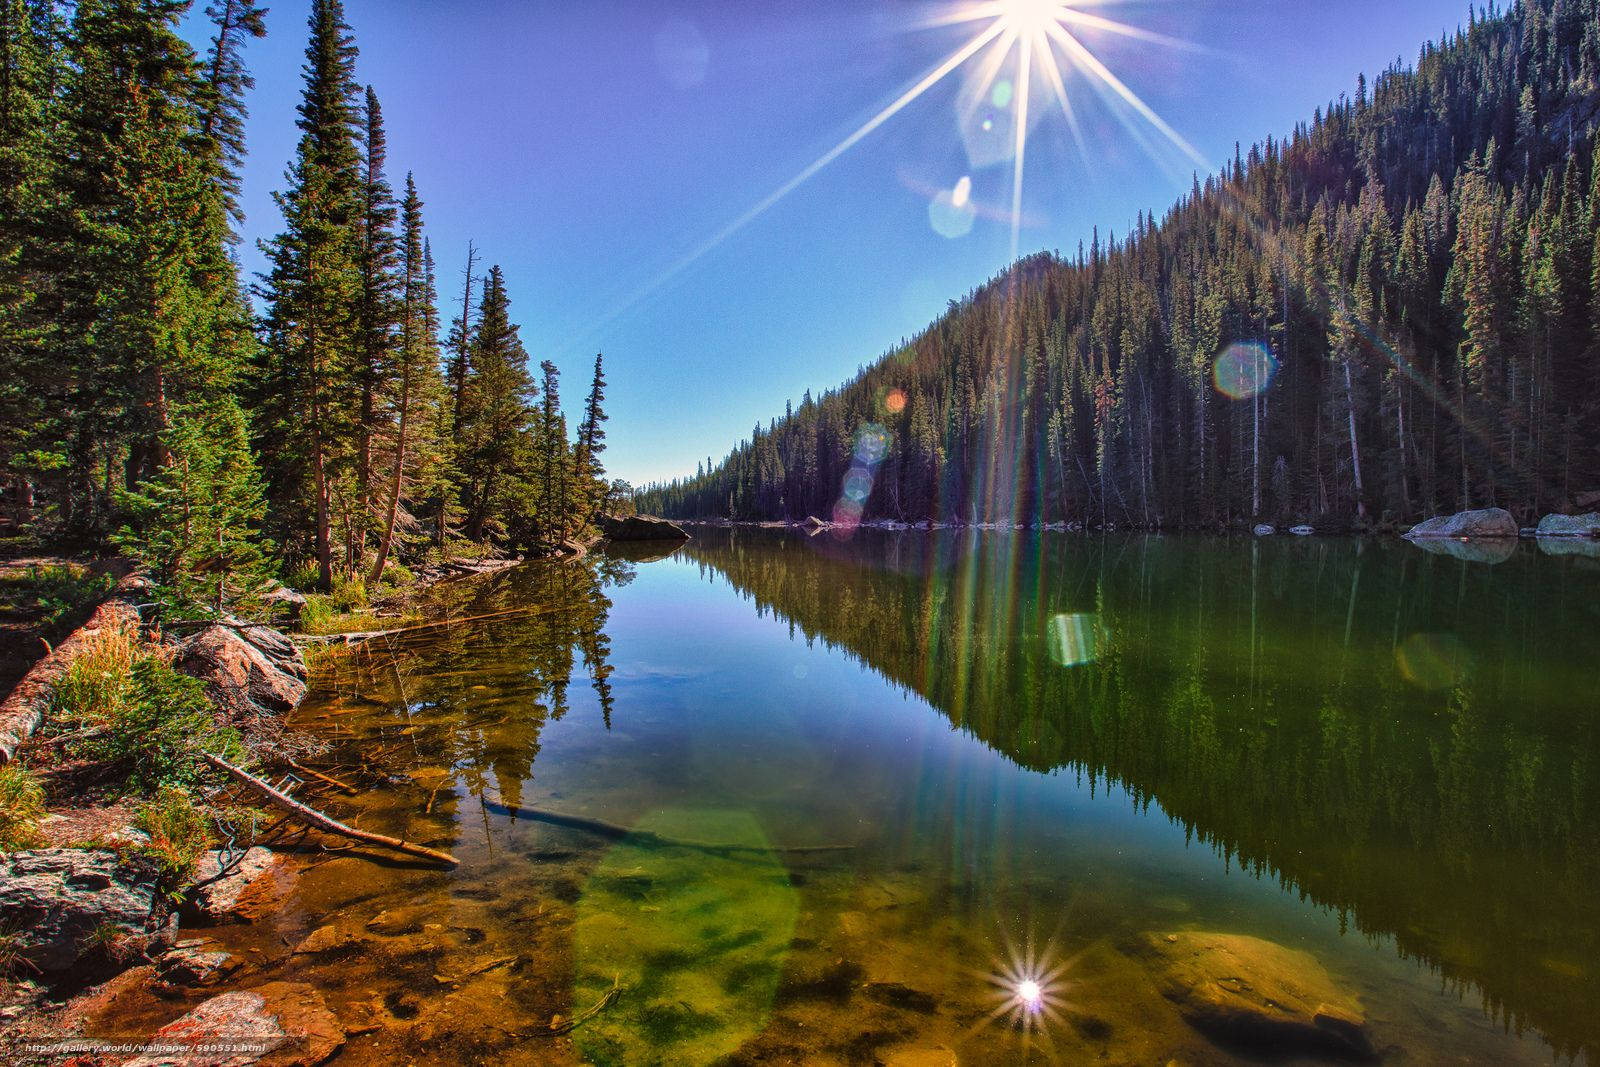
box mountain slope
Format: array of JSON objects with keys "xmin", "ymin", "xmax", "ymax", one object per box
[{"xmin": 641, "ymin": 0, "xmax": 1600, "ymax": 530}]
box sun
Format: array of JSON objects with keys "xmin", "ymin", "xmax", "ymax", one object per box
[{"xmin": 995, "ymin": 0, "xmax": 1066, "ymax": 37}]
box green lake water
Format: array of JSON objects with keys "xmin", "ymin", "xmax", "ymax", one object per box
[{"xmin": 146, "ymin": 530, "xmax": 1600, "ymax": 1064}]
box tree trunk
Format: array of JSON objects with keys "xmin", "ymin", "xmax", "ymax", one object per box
[
  {"xmin": 370, "ymin": 364, "xmax": 412, "ymax": 584},
  {"xmin": 1342, "ymin": 356, "xmax": 1366, "ymax": 518}
]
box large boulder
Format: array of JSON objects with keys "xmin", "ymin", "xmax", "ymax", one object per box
[
  {"xmin": 173, "ymin": 624, "xmax": 307, "ymax": 726},
  {"xmin": 598, "ymin": 514, "xmax": 691, "ymax": 542},
  {"xmin": 126, "ymin": 981, "xmax": 343, "ymax": 1067},
  {"xmin": 1404, "ymin": 507, "xmax": 1519, "ymax": 540},
  {"xmin": 1136, "ymin": 931, "xmax": 1373, "ymax": 1060},
  {"xmin": 185, "ymin": 847, "xmax": 283, "ymax": 925},
  {"xmin": 0, "ymin": 849, "xmax": 172, "ymax": 973},
  {"xmin": 1535, "ymin": 512, "xmax": 1600, "ymax": 538}
]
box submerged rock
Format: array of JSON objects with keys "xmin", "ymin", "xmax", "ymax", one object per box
[
  {"xmin": 127, "ymin": 981, "xmax": 343, "ymax": 1067},
  {"xmin": 1136, "ymin": 931, "xmax": 1373, "ymax": 1060},
  {"xmin": 174, "ymin": 625, "xmax": 307, "ymax": 729},
  {"xmin": 0, "ymin": 849, "xmax": 172, "ymax": 974},
  {"xmin": 1404, "ymin": 507, "xmax": 1518, "ymax": 540},
  {"xmin": 1535, "ymin": 512, "xmax": 1600, "ymax": 538},
  {"xmin": 598, "ymin": 514, "xmax": 691, "ymax": 542},
  {"xmin": 155, "ymin": 943, "xmax": 239, "ymax": 991},
  {"xmin": 186, "ymin": 847, "xmax": 281, "ymax": 926}
]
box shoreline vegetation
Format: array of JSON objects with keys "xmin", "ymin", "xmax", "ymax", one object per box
[{"xmin": 0, "ymin": 541, "xmax": 583, "ymax": 1060}]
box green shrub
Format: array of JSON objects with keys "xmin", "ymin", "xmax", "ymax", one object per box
[
  {"xmin": 298, "ymin": 593, "xmax": 335, "ymax": 634},
  {"xmin": 54, "ymin": 627, "xmax": 241, "ymax": 793},
  {"xmin": 135, "ymin": 786, "xmax": 213, "ymax": 881},
  {"xmin": 0, "ymin": 765, "xmax": 45, "ymax": 853},
  {"xmin": 328, "ymin": 571, "xmax": 367, "ymax": 612},
  {"xmin": 84, "ymin": 657, "xmax": 239, "ymax": 792},
  {"xmin": 285, "ymin": 559, "xmax": 320, "ymax": 591}
]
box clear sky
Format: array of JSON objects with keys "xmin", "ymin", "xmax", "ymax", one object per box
[{"xmin": 183, "ymin": 0, "xmax": 1472, "ymax": 488}]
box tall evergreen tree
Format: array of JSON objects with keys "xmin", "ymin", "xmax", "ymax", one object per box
[
  {"xmin": 254, "ymin": 0, "xmax": 364, "ymax": 590},
  {"xmin": 455, "ymin": 265, "xmax": 534, "ymax": 543}
]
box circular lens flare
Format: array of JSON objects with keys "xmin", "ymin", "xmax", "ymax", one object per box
[{"xmin": 1213, "ymin": 341, "xmax": 1278, "ymax": 401}]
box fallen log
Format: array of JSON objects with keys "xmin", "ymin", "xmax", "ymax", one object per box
[
  {"xmin": 0, "ymin": 597, "xmax": 141, "ymax": 765},
  {"xmin": 295, "ymin": 605, "xmax": 559, "ymax": 645},
  {"xmin": 203, "ymin": 752, "xmax": 459, "ymax": 868},
  {"xmin": 480, "ymin": 798, "xmax": 853, "ymax": 857}
]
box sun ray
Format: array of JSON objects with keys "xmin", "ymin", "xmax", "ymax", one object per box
[
  {"xmin": 1045, "ymin": 20, "xmax": 1209, "ymax": 169},
  {"xmin": 603, "ymin": 18, "xmax": 1008, "ymax": 328},
  {"xmin": 1035, "ymin": 34, "xmax": 1092, "ymax": 170},
  {"xmin": 1054, "ymin": 7, "xmax": 1215, "ymax": 53},
  {"xmin": 1010, "ymin": 30, "xmax": 1034, "ymax": 260}
]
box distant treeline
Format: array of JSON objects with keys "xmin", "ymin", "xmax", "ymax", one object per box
[
  {"xmin": 641, "ymin": 0, "xmax": 1600, "ymax": 530},
  {"xmin": 0, "ymin": 0, "xmax": 613, "ymax": 609}
]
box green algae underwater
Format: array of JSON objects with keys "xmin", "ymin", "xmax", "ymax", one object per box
[{"xmin": 89, "ymin": 530, "xmax": 1600, "ymax": 1064}]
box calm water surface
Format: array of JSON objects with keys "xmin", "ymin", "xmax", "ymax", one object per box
[{"xmin": 122, "ymin": 531, "xmax": 1600, "ymax": 1064}]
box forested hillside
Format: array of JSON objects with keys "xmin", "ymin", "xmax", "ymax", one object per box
[
  {"xmin": 642, "ymin": 0, "xmax": 1600, "ymax": 530},
  {"xmin": 0, "ymin": 0, "xmax": 612, "ymax": 609}
]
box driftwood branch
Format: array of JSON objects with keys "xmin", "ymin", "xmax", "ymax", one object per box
[
  {"xmin": 203, "ymin": 752, "xmax": 459, "ymax": 867},
  {"xmin": 287, "ymin": 760, "xmax": 359, "ymax": 795},
  {"xmin": 548, "ymin": 975, "xmax": 622, "ymax": 1036},
  {"xmin": 481, "ymin": 798, "xmax": 853, "ymax": 857},
  {"xmin": 0, "ymin": 597, "xmax": 141, "ymax": 765}
]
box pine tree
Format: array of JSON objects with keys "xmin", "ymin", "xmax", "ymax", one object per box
[
  {"xmin": 254, "ymin": 0, "xmax": 364, "ymax": 590},
  {"xmin": 455, "ymin": 265, "xmax": 534, "ymax": 543},
  {"xmin": 573, "ymin": 352, "xmax": 608, "ymax": 522},
  {"xmin": 351, "ymin": 84, "xmax": 401, "ymax": 568},
  {"xmin": 115, "ymin": 398, "xmax": 276, "ymax": 620},
  {"xmin": 370, "ymin": 174, "xmax": 444, "ymax": 582}
]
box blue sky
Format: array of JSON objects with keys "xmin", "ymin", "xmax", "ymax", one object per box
[{"xmin": 184, "ymin": 0, "xmax": 1472, "ymax": 487}]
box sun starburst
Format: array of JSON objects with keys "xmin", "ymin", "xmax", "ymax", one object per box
[{"xmin": 604, "ymin": 1, "xmax": 1205, "ymax": 328}]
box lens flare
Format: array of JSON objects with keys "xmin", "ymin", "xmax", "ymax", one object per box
[
  {"xmin": 831, "ymin": 424, "xmax": 892, "ymax": 539},
  {"xmin": 1213, "ymin": 341, "xmax": 1278, "ymax": 401},
  {"xmin": 1016, "ymin": 978, "xmax": 1043, "ymax": 1009},
  {"xmin": 1047, "ymin": 613, "xmax": 1101, "ymax": 667},
  {"xmin": 930, "ymin": 177, "xmax": 978, "ymax": 238},
  {"xmin": 884, "ymin": 387, "xmax": 908, "ymax": 414},
  {"xmin": 1397, "ymin": 632, "xmax": 1473, "ymax": 690}
]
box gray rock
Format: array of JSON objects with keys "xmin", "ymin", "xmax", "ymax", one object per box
[
  {"xmin": 598, "ymin": 514, "xmax": 691, "ymax": 542},
  {"xmin": 1136, "ymin": 931, "xmax": 1372, "ymax": 1060},
  {"xmin": 262, "ymin": 586, "xmax": 308, "ymax": 625},
  {"xmin": 0, "ymin": 849, "xmax": 171, "ymax": 973},
  {"xmin": 187, "ymin": 847, "xmax": 279, "ymax": 924},
  {"xmin": 1535, "ymin": 512, "xmax": 1600, "ymax": 538},
  {"xmin": 155, "ymin": 943, "xmax": 239, "ymax": 988},
  {"xmin": 126, "ymin": 981, "xmax": 343, "ymax": 1067},
  {"xmin": 173, "ymin": 625, "xmax": 307, "ymax": 726},
  {"xmin": 1405, "ymin": 507, "xmax": 1519, "ymax": 540}
]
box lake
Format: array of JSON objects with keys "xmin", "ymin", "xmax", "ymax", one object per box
[{"xmin": 152, "ymin": 530, "xmax": 1600, "ymax": 1064}]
